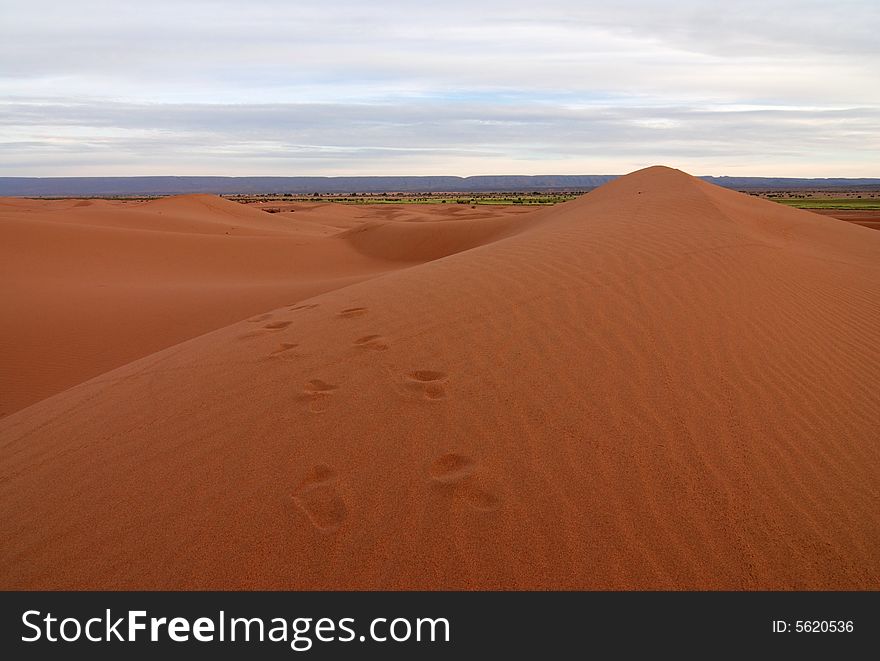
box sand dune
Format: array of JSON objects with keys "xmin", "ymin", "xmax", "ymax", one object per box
[
  {"xmin": 1, "ymin": 166, "xmax": 878, "ymax": 589},
  {"xmin": 0, "ymin": 195, "xmax": 532, "ymax": 416}
]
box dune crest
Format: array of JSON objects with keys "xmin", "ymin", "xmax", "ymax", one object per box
[{"xmin": 1, "ymin": 166, "xmax": 878, "ymax": 589}]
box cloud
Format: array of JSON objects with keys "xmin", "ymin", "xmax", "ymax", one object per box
[{"xmin": 1, "ymin": 1, "xmax": 878, "ymax": 175}]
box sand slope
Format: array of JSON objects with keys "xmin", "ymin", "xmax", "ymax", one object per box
[
  {"xmin": 0, "ymin": 195, "xmax": 534, "ymax": 416},
  {"xmin": 1, "ymin": 167, "xmax": 878, "ymax": 589}
]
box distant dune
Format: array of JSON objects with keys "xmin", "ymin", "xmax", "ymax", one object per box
[{"xmin": 1, "ymin": 166, "xmax": 878, "ymax": 589}]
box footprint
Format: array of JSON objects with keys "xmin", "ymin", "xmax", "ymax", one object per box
[
  {"xmin": 338, "ymin": 307, "xmax": 368, "ymax": 318},
  {"xmin": 292, "ymin": 464, "xmax": 348, "ymax": 532},
  {"xmin": 238, "ymin": 319, "xmax": 292, "ymax": 340},
  {"xmin": 263, "ymin": 320, "xmax": 292, "ymax": 330},
  {"xmin": 306, "ymin": 379, "xmax": 337, "ymax": 393},
  {"xmin": 247, "ymin": 313, "xmax": 273, "ymax": 323},
  {"xmin": 428, "ymin": 453, "xmax": 502, "ymax": 512},
  {"xmin": 429, "ymin": 453, "xmax": 474, "ymax": 484},
  {"xmin": 271, "ymin": 342, "xmax": 299, "ymax": 355},
  {"xmin": 290, "ymin": 303, "xmax": 319, "ymax": 312},
  {"xmin": 461, "ymin": 484, "xmax": 502, "ymax": 512},
  {"xmin": 406, "ymin": 370, "xmax": 448, "ymax": 400},
  {"xmin": 303, "ymin": 379, "xmax": 338, "ymax": 413},
  {"xmin": 411, "ymin": 370, "xmax": 445, "ymax": 381},
  {"xmin": 353, "ymin": 334, "xmax": 388, "ymax": 351}
]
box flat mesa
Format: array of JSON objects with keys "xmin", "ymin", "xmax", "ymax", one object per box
[{"xmin": 1, "ymin": 166, "xmax": 878, "ymax": 590}]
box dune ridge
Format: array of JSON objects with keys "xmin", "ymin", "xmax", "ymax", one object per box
[{"xmin": 1, "ymin": 166, "xmax": 878, "ymax": 589}]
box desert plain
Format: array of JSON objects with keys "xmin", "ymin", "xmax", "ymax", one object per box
[{"xmin": 0, "ymin": 166, "xmax": 878, "ymax": 589}]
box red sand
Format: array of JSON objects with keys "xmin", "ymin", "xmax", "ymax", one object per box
[
  {"xmin": 811, "ymin": 209, "xmax": 880, "ymax": 231},
  {"xmin": 1, "ymin": 167, "xmax": 878, "ymax": 589}
]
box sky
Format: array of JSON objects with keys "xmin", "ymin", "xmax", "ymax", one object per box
[{"xmin": 1, "ymin": 0, "xmax": 878, "ymax": 177}]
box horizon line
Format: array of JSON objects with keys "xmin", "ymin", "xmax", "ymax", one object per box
[{"xmin": 3, "ymin": 173, "xmax": 880, "ymax": 180}]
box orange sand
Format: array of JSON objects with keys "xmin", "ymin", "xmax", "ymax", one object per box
[{"xmin": 1, "ymin": 167, "xmax": 878, "ymax": 589}]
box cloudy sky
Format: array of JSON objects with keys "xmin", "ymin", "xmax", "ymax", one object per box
[{"xmin": 1, "ymin": 0, "xmax": 878, "ymax": 176}]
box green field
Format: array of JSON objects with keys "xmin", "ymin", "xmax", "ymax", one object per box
[{"xmin": 772, "ymin": 198, "xmax": 880, "ymax": 210}]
